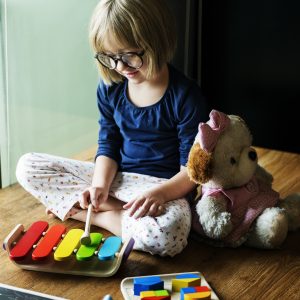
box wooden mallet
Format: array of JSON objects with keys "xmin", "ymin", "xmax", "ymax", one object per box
[{"xmin": 80, "ymin": 203, "xmax": 93, "ymax": 245}]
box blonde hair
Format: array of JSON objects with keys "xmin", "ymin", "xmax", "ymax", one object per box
[{"xmin": 89, "ymin": 0, "xmax": 177, "ymax": 85}]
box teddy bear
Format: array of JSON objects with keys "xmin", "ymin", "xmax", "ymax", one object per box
[{"xmin": 187, "ymin": 109, "xmax": 300, "ymax": 248}]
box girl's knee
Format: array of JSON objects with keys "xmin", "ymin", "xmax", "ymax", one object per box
[
  {"xmin": 16, "ymin": 152, "xmax": 36, "ymax": 183},
  {"xmin": 157, "ymin": 213, "xmax": 191, "ymax": 256},
  {"xmin": 122, "ymin": 200, "xmax": 191, "ymax": 257}
]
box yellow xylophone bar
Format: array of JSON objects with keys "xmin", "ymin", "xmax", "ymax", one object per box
[{"xmin": 54, "ymin": 229, "xmax": 84, "ymax": 261}]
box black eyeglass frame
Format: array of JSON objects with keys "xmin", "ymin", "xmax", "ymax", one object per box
[{"xmin": 94, "ymin": 50, "xmax": 145, "ymax": 70}]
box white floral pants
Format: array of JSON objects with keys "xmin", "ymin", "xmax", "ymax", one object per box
[{"xmin": 16, "ymin": 153, "xmax": 191, "ymax": 257}]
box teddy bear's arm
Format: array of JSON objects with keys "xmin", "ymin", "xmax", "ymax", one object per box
[{"xmin": 196, "ymin": 195, "xmax": 233, "ymax": 239}]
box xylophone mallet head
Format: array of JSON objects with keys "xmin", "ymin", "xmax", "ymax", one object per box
[{"xmin": 80, "ymin": 234, "xmax": 91, "ymax": 246}]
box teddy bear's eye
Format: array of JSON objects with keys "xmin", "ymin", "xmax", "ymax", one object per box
[{"xmin": 230, "ymin": 157, "xmax": 237, "ymax": 165}]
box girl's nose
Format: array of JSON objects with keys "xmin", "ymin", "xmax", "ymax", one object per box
[{"xmin": 115, "ymin": 60, "xmax": 126, "ymax": 72}]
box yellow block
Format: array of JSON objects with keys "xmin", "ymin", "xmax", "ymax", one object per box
[
  {"xmin": 185, "ymin": 291, "xmax": 211, "ymax": 300},
  {"xmin": 172, "ymin": 278, "xmax": 201, "ymax": 292},
  {"xmin": 140, "ymin": 291, "xmax": 155, "ymax": 298}
]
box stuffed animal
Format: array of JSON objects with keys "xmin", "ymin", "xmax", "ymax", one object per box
[{"xmin": 187, "ymin": 109, "xmax": 300, "ymax": 248}]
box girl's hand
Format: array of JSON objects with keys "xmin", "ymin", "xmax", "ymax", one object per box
[
  {"xmin": 80, "ymin": 186, "xmax": 109, "ymax": 212},
  {"xmin": 123, "ymin": 190, "xmax": 166, "ymax": 219}
]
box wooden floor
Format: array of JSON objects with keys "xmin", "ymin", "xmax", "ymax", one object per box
[{"xmin": 1, "ymin": 147, "xmax": 300, "ymax": 300}]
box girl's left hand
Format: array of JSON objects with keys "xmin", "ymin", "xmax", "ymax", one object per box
[{"xmin": 123, "ymin": 190, "xmax": 166, "ymax": 219}]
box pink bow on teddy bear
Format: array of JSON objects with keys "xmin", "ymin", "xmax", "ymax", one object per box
[{"xmin": 196, "ymin": 110, "xmax": 230, "ymax": 153}]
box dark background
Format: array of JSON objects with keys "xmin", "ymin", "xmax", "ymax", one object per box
[{"xmin": 166, "ymin": 0, "xmax": 300, "ymax": 154}]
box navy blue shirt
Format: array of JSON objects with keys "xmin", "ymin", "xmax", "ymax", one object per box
[{"xmin": 96, "ymin": 64, "xmax": 207, "ymax": 179}]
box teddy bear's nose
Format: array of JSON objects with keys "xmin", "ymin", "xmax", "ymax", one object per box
[{"xmin": 248, "ymin": 150, "xmax": 257, "ymax": 161}]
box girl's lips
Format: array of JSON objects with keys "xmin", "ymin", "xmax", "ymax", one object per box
[{"xmin": 124, "ymin": 70, "xmax": 138, "ymax": 78}]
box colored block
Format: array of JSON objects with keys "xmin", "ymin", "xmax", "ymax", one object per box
[
  {"xmin": 155, "ymin": 290, "xmax": 169, "ymax": 296},
  {"xmin": 181, "ymin": 287, "xmax": 196, "ymax": 299},
  {"xmin": 134, "ymin": 276, "xmax": 162, "ymax": 284},
  {"xmin": 32, "ymin": 224, "xmax": 66, "ymax": 260},
  {"xmin": 9, "ymin": 221, "xmax": 49, "ymax": 261},
  {"xmin": 181, "ymin": 286, "xmax": 211, "ymax": 300},
  {"xmin": 177, "ymin": 274, "xmax": 201, "ymax": 279},
  {"xmin": 194, "ymin": 287, "xmax": 210, "ymax": 293},
  {"xmin": 140, "ymin": 289, "xmax": 170, "ymax": 300},
  {"xmin": 54, "ymin": 228, "xmax": 83, "ymax": 261},
  {"xmin": 172, "ymin": 273, "xmax": 201, "ymax": 292},
  {"xmin": 76, "ymin": 232, "xmax": 103, "ymax": 261},
  {"xmin": 184, "ymin": 291, "xmax": 211, "ymax": 300},
  {"xmin": 141, "ymin": 291, "xmax": 156, "ymax": 298},
  {"xmin": 133, "ymin": 276, "xmax": 164, "ymax": 296},
  {"xmin": 98, "ymin": 236, "xmax": 122, "ymax": 261},
  {"xmin": 141, "ymin": 297, "xmax": 170, "ymax": 300}
]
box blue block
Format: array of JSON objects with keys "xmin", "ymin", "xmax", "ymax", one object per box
[
  {"xmin": 180, "ymin": 287, "xmax": 197, "ymax": 300},
  {"xmin": 134, "ymin": 276, "xmax": 162, "ymax": 284},
  {"xmin": 133, "ymin": 276, "xmax": 164, "ymax": 296},
  {"xmin": 176, "ymin": 273, "xmax": 200, "ymax": 279}
]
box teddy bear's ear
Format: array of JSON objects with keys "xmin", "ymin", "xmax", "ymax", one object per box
[{"xmin": 187, "ymin": 143, "xmax": 212, "ymax": 184}]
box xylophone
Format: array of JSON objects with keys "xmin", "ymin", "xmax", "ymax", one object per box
[
  {"xmin": 3, "ymin": 220, "xmax": 135, "ymax": 277},
  {"xmin": 121, "ymin": 272, "xmax": 219, "ymax": 300}
]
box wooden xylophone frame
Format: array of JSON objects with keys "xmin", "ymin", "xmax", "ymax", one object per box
[{"xmin": 3, "ymin": 224, "xmax": 135, "ymax": 277}]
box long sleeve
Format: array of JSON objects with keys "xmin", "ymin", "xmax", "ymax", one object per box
[
  {"xmin": 95, "ymin": 82, "xmax": 122, "ymax": 163},
  {"xmin": 177, "ymin": 86, "xmax": 208, "ymax": 166}
]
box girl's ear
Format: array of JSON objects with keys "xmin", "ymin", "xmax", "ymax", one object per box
[{"xmin": 187, "ymin": 143, "xmax": 212, "ymax": 184}]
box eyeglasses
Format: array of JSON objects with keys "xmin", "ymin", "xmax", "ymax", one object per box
[{"xmin": 94, "ymin": 51, "xmax": 144, "ymax": 70}]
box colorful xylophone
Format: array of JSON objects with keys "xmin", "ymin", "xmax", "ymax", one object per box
[{"xmin": 3, "ymin": 221, "xmax": 135, "ymax": 277}]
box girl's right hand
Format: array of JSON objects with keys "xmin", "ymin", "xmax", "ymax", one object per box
[{"xmin": 80, "ymin": 187, "xmax": 109, "ymax": 212}]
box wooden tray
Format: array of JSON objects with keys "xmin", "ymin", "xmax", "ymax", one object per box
[{"xmin": 120, "ymin": 271, "xmax": 219, "ymax": 299}]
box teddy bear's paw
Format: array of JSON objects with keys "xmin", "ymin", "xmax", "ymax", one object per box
[
  {"xmin": 201, "ymin": 211, "xmax": 233, "ymax": 239},
  {"xmin": 279, "ymin": 193, "xmax": 300, "ymax": 231},
  {"xmin": 245, "ymin": 207, "xmax": 288, "ymax": 249}
]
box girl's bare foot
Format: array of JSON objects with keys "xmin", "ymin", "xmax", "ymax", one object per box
[
  {"xmin": 45, "ymin": 208, "xmax": 56, "ymax": 219},
  {"xmin": 71, "ymin": 209, "xmax": 124, "ymax": 236}
]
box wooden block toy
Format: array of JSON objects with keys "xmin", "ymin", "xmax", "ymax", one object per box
[
  {"xmin": 76, "ymin": 232, "xmax": 103, "ymax": 261},
  {"xmin": 140, "ymin": 289, "xmax": 170, "ymax": 299},
  {"xmin": 3, "ymin": 221, "xmax": 135, "ymax": 277},
  {"xmin": 98, "ymin": 236, "xmax": 122, "ymax": 260},
  {"xmin": 181, "ymin": 286, "xmax": 211, "ymax": 300},
  {"xmin": 32, "ymin": 224, "xmax": 67, "ymax": 260},
  {"xmin": 54, "ymin": 228, "xmax": 84, "ymax": 261},
  {"xmin": 121, "ymin": 272, "xmax": 219, "ymax": 300},
  {"xmin": 133, "ymin": 276, "xmax": 164, "ymax": 296},
  {"xmin": 9, "ymin": 221, "xmax": 49, "ymax": 261},
  {"xmin": 172, "ymin": 273, "xmax": 201, "ymax": 292}
]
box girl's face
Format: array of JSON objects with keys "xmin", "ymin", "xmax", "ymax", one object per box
[{"xmin": 102, "ymin": 35, "xmax": 148, "ymax": 85}]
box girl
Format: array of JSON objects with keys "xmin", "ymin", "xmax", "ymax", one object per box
[{"xmin": 16, "ymin": 0, "xmax": 207, "ymax": 257}]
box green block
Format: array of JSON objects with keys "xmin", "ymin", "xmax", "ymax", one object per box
[{"xmin": 155, "ymin": 290, "xmax": 169, "ymax": 296}]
